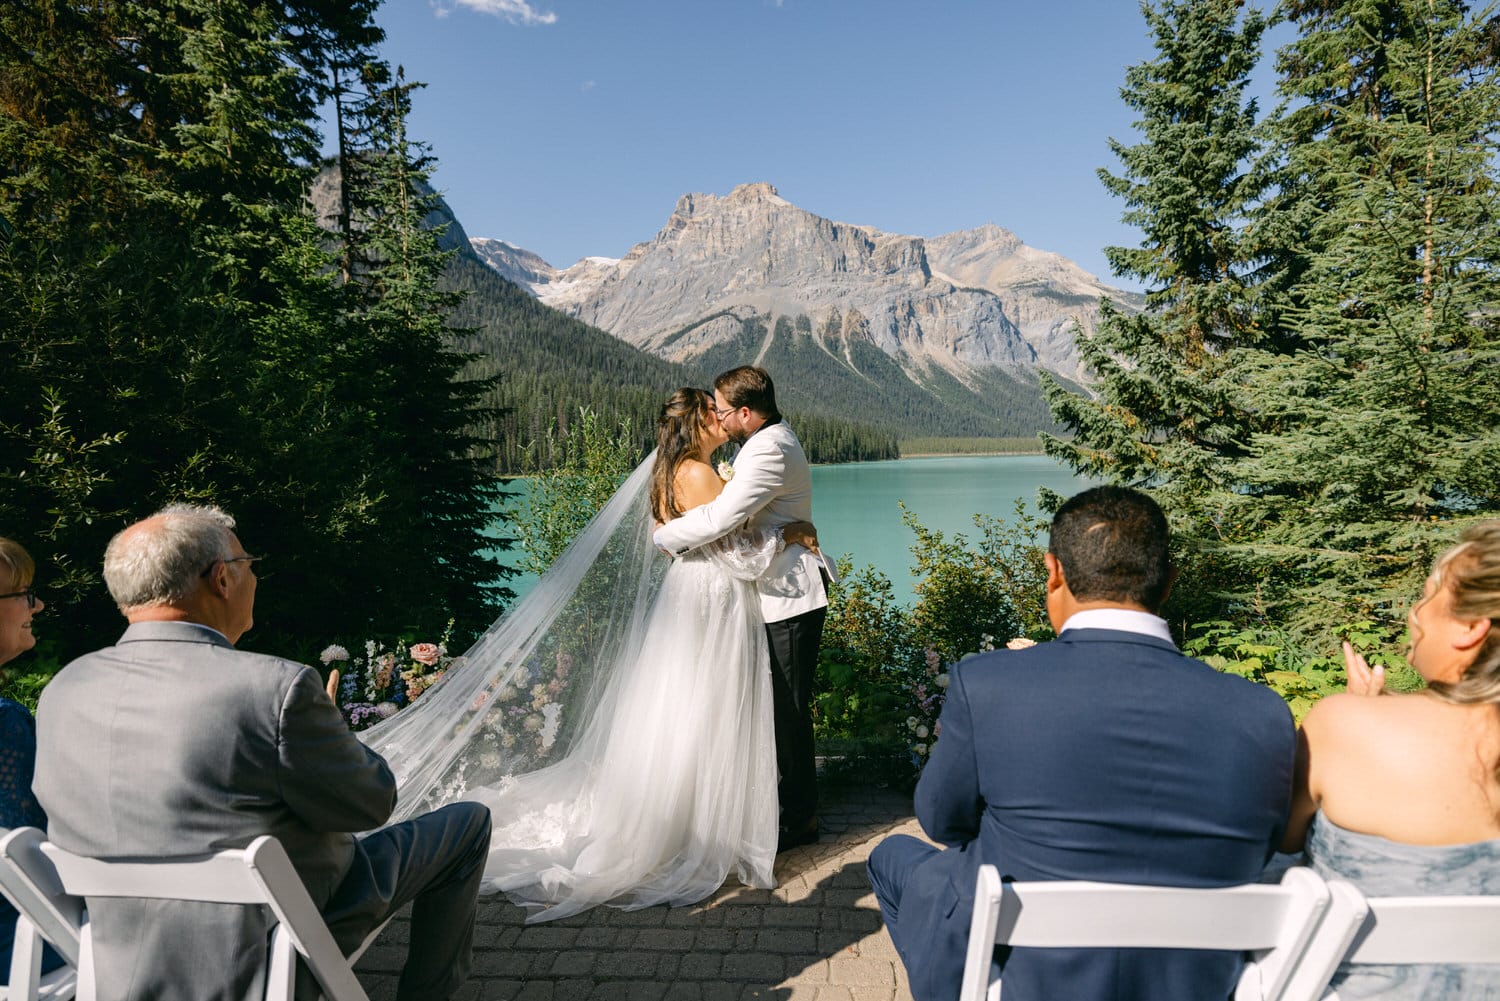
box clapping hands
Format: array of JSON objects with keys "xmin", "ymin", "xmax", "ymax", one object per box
[{"xmin": 1342, "ymin": 640, "xmax": 1386, "ymax": 696}]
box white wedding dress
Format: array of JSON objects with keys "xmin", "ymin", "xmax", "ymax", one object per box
[{"xmin": 359, "ymin": 453, "xmax": 779, "ymax": 922}]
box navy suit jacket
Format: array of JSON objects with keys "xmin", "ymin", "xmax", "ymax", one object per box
[{"xmin": 899, "ymin": 628, "xmax": 1295, "ymax": 1001}]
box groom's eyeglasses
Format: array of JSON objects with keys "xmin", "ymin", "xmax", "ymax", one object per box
[{"xmin": 713, "ymin": 405, "xmax": 735, "ymax": 419}]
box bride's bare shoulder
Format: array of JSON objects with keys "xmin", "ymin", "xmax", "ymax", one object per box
[{"xmin": 673, "ymin": 459, "xmax": 724, "ymax": 511}]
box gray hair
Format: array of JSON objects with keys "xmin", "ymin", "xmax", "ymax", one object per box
[{"xmin": 104, "ymin": 504, "xmax": 237, "ymax": 610}]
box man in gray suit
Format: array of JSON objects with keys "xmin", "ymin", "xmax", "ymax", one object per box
[{"xmin": 34, "ymin": 504, "xmax": 491, "ymax": 1001}]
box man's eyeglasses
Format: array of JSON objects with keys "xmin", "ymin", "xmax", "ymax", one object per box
[
  {"xmin": 0, "ymin": 587, "xmax": 38, "ymax": 609},
  {"xmin": 713, "ymin": 405, "xmax": 736, "ymax": 419},
  {"xmin": 200, "ymin": 555, "xmax": 265, "ymax": 579}
]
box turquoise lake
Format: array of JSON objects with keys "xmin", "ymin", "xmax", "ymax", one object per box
[
  {"xmin": 501, "ymin": 454, "xmax": 1093, "ymax": 608},
  {"xmin": 807, "ymin": 454, "xmax": 1093, "ymax": 605}
]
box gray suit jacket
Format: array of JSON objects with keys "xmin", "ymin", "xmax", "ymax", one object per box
[{"xmin": 33, "ymin": 621, "xmax": 396, "ymax": 1001}]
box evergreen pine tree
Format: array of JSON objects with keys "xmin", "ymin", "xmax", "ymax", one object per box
[
  {"xmin": 330, "ymin": 61, "xmax": 511, "ymax": 641},
  {"xmin": 1205, "ymin": 0, "xmax": 1500, "ymax": 642},
  {"xmin": 1041, "ymin": 0, "xmax": 1270, "ymax": 517}
]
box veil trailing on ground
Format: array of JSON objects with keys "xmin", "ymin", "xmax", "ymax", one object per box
[{"xmin": 359, "ymin": 452, "xmax": 667, "ymax": 823}]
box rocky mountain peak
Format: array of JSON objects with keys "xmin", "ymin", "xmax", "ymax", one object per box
[{"xmin": 472, "ymin": 184, "xmax": 1140, "ymax": 384}]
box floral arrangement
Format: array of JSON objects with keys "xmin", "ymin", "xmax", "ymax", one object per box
[
  {"xmin": 907, "ymin": 633, "xmax": 1038, "ymax": 767},
  {"xmin": 469, "ymin": 646, "xmax": 571, "ymax": 765},
  {"xmin": 716, "ymin": 459, "xmax": 734, "ymax": 482},
  {"xmin": 322, "ymin": 631, "xmax": 454, "ymax": 732}
]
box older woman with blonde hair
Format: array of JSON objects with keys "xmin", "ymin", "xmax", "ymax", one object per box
[
  {"xmin": 0, "ymin": 537, "xmax": 63, "ymax": 980},
  {"xmin": 1284, "ymin": 521, "xmax": 1500, "ymax": 999}
]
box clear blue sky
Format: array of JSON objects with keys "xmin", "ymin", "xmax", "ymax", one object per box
[{"xmin": 361, "ymin": 1, "xmax": 1282, "ymax": 292}]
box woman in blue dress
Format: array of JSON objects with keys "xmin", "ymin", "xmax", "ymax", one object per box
[
  {"xmin": 0, "ymin": 537, "xmax": 63, "ymax": 981},
  {"xmin": 1283, "ymin": 522, "xmax": 1500, "ymax": 999}
]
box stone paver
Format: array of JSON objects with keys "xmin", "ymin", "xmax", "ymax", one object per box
[{"xmin": 355, "ymin": 783, "xmax": 928, "ymax": 1000}]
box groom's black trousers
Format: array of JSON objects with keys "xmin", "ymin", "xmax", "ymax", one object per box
[{"xmin": 766, "ymin": 606, "xmax": 826, "ymax": 830}]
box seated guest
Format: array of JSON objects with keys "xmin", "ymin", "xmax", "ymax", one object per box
[
  {"xmin": 33, "ymin": 504, "xmax": 491, "ymax": 1001},
  {"xmin": 0, "ymin": 537, "xmax": 65, "ymax": 981},
  {"xmin": 867, "ymin": 486, "xmax": 1296, "ymax": 1001},
  {"xmin": 1285, "ymin": 521, "xmax": 1500, "ymax": 999}
]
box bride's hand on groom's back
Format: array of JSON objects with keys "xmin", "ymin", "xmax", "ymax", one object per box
[{"xmin": 783, "ymin": 521, "xmax": 819, "ymax": 553}]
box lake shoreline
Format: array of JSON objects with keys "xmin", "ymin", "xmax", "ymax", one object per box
[{"xmin": 896, "ymin": 450, "xmax": 1045, "ymax": 459}]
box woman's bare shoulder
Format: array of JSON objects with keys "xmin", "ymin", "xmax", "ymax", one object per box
[
  {"xmin": 673, "ymin": 459, "xmax": 724, "ymax": 511},
  {"xmin": 1303, "ymin": 690, "xmax": 1391, "ymax": 734},
  {"xmin": 1304, "ymin": 690, "xmax": 1448, "ymax": 756}
]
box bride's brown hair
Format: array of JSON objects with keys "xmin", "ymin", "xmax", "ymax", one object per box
[{"xmin": 651, "ymin": 388, "xmax": 715, "ymax": 524}]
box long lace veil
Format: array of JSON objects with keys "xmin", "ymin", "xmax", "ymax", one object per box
[{"xmin": 359, "ymin": 451, "xmax": 666, "ymax": 823}]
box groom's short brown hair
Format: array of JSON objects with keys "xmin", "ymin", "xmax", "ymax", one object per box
[{"xmin": 715, "ymin": 366, "xmax": 780, "ymax": 421}]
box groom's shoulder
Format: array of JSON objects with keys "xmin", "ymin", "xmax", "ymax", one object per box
[
  {"xmin": 764, "ymin": 420, "xmax": 806, "ymax": 453},
  {"xmin": 741, "ymin": 421, "xmax": 799, "ymax": 457}
]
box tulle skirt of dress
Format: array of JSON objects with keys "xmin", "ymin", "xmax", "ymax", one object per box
[{"xmin": 470, "ymin": 550, "xmax": 778, "ymax": 922}]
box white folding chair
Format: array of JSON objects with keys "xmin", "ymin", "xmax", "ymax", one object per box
[
  {"xmin": 959, "ymin": 865, "xmax": 1344, "ymax": 1001},
  {"xmin": 40, "ymin": 835, "xmax": 378, "ymax": 1001},
  {"xmin": 0, "ymin": 828, "xmax": 79, "ymax": 1001},
  {"xmin": 1279, "ymin": 878, "xmax": 1500, "ymax": 1000}
]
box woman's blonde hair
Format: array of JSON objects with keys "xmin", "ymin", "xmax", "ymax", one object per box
[
  {"xmin": 1426, "ymin": 521, "xmax": 1500, "ymax": 706},
  {"xmin": 650, "ymin": 388, "xmax": 715, "ymax": 524},
  {"xmin": 0, "ymin": 538, "xmax": 35, "ymax": 592}
]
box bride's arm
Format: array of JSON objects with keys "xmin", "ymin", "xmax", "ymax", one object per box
[{"xmin": 654, "ymin": 436, "xmax": 785, "ymax": 556}]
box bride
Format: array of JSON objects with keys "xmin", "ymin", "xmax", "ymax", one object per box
[{"xmin": 361, "ymin": 388, "xmax": 815, "ymax": 922}]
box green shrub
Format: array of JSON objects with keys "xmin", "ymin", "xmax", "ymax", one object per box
[
  {"xmin": 1184, "ymin": 618, "xmax": 1423, "ymax": 722},
  {"xmin": 818, "ymin": 503, "xmax": 1050, "ymax": 782}
]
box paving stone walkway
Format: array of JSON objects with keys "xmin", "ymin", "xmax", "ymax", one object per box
[{"xmin": 355, "ymin": 782, "xmax": 926, "ymax": 1001}]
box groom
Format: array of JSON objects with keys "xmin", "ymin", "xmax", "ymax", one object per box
[{"xmin": 654, "ymin": 366, "xmax": 827, "ymax": 851}]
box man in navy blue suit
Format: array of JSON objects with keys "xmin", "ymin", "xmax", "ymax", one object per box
[{"xmin": 867, "ymin": 486, "xmax": 1295, "ymax": 1001}]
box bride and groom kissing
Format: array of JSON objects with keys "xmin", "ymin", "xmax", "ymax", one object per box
[{"xmin": 399, "ymin": 364, "xmax": 834, "ymax": 922}]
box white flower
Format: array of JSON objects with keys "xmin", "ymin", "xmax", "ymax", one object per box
[
  {"xmin": 539, "ymin": 703, "xmax": 563, "ymax": 751},
  {"xmin": 1006, "ymin": 637, "xmax": 1038, "ymax": 651},
  {"xmin": 980, "ymin": 633, "xmax": 996, "ymax": 651},
  {"xmin": 319, "ymin": 644, "xmax": 350, "ymax": 664},
  {"xmin": 374, "ymin": 701, "xmax": 399, "ymax": 719},
  {"xmin": 935, "ymin": 673, "xmax": 950, "ymax": 689},
  {"xmin": 913, "ymin": 743, "xmax": 928, "ymax": 756},
  {"xmin": 906, "ymin": 716, "xmax": 920, "ymax": 730},
  {"xmin": 915, "ymin": 725, "xmax": 930, "ymax": 739},
  {"xmin": 716, "ymin": 460, "xmax": 734, "ymax": 481}
]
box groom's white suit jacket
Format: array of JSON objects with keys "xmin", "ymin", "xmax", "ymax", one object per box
[{"xmin": 654, "ymin": 420, "xmax": 828, "ymax": 624}]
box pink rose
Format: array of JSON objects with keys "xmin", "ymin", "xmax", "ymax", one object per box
[{"xmin": 410, "ymin": 643, "xmax": 441, "ymax": 666}]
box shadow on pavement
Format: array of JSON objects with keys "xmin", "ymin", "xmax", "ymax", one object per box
[{"xmin": 355, "ymin": 784, "xmax": 919, "ymax": 1001}]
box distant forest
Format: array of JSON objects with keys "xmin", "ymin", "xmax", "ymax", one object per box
[{"xmin": 444, "ymin": 257, "xmax": 901, "ymax": 472}]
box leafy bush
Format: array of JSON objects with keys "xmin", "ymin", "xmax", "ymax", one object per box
[
  {"xmin": 1184, "ymin": 618, "xmax": 1423, "ymax": 722},
  {"xmin": 514, "ymin": 408, "xmax": 640, "ymax": 576},
  {"xmin": 817, "ymin": 503, "xmax": 1049, "ymax": 783}
]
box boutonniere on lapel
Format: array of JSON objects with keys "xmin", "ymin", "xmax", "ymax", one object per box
[{"xmin": 716, "ymin": 460, "xmax": 734, "ymax": 482}]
